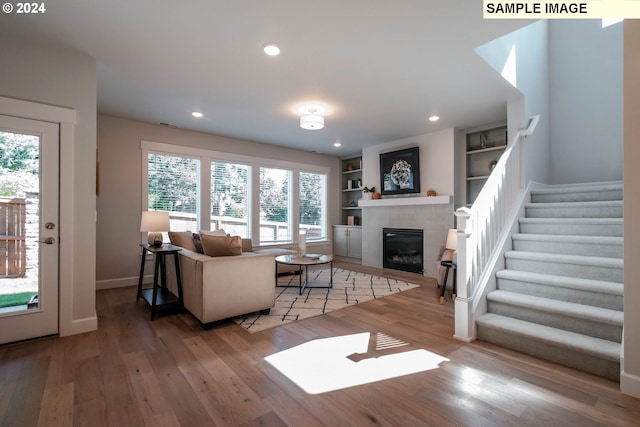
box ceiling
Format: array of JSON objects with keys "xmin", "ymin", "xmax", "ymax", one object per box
[{"xmin": 0, "ymin": 1, "xmax": 530, "ymax": 156}]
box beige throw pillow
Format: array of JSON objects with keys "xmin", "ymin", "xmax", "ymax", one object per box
[
  {"xmin": 168, "ymin": 231, "xmax": 198, "ymax": 252},
  {"xmin": 199, "ymin": 229, "xmax": 227, "ymax": 237},
  {"xmin": 201, "ymin": 234, "xmax": 242, "ymax": 257}
]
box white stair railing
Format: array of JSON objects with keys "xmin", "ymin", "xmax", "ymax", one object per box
[{"xmin": 454, "ymin": 116, "xmax": 539, "ymax": 342}]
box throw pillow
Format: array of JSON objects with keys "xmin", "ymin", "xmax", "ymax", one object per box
[
  {"xmin": 201, "ymin": 234, "xmax": 242, "ymax": 257},
  {"xmin": 192, "ymin": 233, "xmax": 204, "ymax": 254},
  {"xmin": 168, "ymin": 231, "xmax": 198, "ymax": 252}
]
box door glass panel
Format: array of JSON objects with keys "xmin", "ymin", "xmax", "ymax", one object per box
[{"xmin": 0, "ymin": 130, "xmax": 40, "ymax": 314}]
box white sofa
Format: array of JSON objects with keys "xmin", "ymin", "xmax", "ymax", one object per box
[{"xmin": 167, "ymin": 246, "xmax": 276, "ymax": 328}]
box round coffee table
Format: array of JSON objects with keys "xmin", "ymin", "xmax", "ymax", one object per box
[{"xmin": 275, "ymin": 254, "xmax": 333, "ymax": 294}]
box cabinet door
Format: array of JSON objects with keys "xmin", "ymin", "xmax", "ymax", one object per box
[
  {"xmin": 347, "ymin": 227, "xmax": 362, "ymax": 259},
  {"xmin": 333, "ymin": 228, "xmax": 348, "ymax": 257}
]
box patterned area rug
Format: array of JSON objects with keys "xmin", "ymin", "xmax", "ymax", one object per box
[{"xmin": 234, "ymin": 268, "xmax": 420, "ymax": 333}]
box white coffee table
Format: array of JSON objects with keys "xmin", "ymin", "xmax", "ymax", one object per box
[{"xmin": 274, "ymin": 254, "xmax": 333, "ymax": 294}]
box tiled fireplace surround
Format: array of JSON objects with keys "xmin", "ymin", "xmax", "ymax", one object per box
[{"xmin": 360, "ymin": 200, "xmax": 454, "ymax": 278}]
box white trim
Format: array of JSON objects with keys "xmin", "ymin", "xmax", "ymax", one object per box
[
  {"xmin": 141, "ymin": 139, "xmax": 330, "ymax": 175},
  {"xmin": 96, "ymin": 275, "xmax": 154, "ymax": 290},
  {"xmin": 0, "ymin": 96, "xmax": 76, "ymax": 124},
  {"xmin": 621, "ymin": 371, "xmax": 640, "ymax": 398},
  {"xmin": 0, "ymin": 95, "xmax": 85, "ymax": 339}
]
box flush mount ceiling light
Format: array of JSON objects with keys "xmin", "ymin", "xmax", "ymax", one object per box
[
  {"xmin": 263, "ymin": 42, "xmax": 281, "ymax": 56},
  {"xmin": 192, "ymin": 111, "xmax": 203, "ymax": 118},
  {"xmin": 429, "ymin": 115, "xmax": 440, "ymax": 122},
  {"xmin": 300, "ymin": 107, "xmax": 325, "ymax": 130}
]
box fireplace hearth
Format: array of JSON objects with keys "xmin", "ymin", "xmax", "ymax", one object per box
[{"xmin": 383, "ymin": 228, "xmax": 423, "ymax": 274}]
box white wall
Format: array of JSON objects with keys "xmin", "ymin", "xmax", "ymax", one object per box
[
  {"xmin": 622, "ymin": 20, "xmax": 640, "ymax": 399},
  {"xmin": 0, "ymin": 38, "xmax": 97, "ymax": 335},
  {"xmin": 362, "ymin": 128, "xmax": 455, "ymax": 197},
  {"xmin": 360, "ymin": 128, "xmax": 455, "ymax": 275},
  {"xmin": 477, "ymin": 20, "xmax": 551, "ymax": 185},
  {"xmin": 549, "ymin": 20, "xmax": 623, "ymax": 184},
  {"xmin": 96, "ymin": 114, "xmax": 340, "ymax": 288}
]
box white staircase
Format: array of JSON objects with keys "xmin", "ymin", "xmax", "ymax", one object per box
[{"xmin": 476, "ymin": 182, "xmax": 623, "ymax": 380}]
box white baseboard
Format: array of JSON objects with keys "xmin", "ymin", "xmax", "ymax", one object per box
[
  {"xmin": 96, "ymin": 275, "xmax": 153, "ymax": 290},
  {"xmin": 621, "ymin": 370, "xmax": 640, "ymax": 398},
  {"xmin": 60, "ymin": 315, "xmax": 98, "ymax": 337}
]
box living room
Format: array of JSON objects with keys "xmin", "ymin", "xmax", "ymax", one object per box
[{"xmin": 1, "ymin": 3, "xmax": 640, "ymax": 423}]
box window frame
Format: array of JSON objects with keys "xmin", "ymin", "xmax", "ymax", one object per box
[{"xmin": 141, "ymin": 140, "xmax": 330, "ymax": 246}]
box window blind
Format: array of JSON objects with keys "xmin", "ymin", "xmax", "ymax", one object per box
[
  {"xmin": 211, "ymin": 161, "xmax": 250, "ymax": 237},
  {"xmin": 259, "ymin": 167, "xmax": 291, "ymax": 243}
]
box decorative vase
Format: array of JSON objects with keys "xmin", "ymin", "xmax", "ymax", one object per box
[{"xmin": 363, "ymin": 192, "xmax": 372, "ymax": 201}]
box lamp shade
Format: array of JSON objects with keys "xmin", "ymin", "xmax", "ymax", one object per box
[
  {"xmin": 300, "ymin": 114, "xmax": 324, "ymax": 130},
  {"xmin": 141, "ymin": 211, "xmax": 170, "ymax": 246},
  {"xmin": 140, "ymin": 211, "xmax": 170, "ymax": 232},
  {"xmin": 445, "ymin": 229, "xmax": 457, "ymax": 250}
]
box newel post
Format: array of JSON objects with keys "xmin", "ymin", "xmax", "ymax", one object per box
[{"xmin": 453, "ymin": 207, "xmax": 476, "ymax": 342}]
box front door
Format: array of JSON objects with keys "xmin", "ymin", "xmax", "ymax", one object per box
[{"xmin": 0, "ymin": 115, "xmax": 59, "ymax": 344}]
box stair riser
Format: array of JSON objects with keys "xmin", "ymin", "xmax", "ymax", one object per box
[
  {"xmin": 476, "ymin": 325, "xmax": 620, "ymax": 381},
  {"xmin": 518, "ymin": 222, "xmax": 623, "ymax": 236},
  {"xmin": 512, "ymin": 239, "xmax": 623, "ymax": 259},
  {"xmin": 531, "ymin": 190, "xmax": 623, "ymax": 203},
  {"xmin": 487, "ymin": 301, "xmax": 622, "ymax": 342},
  {"xmin": 505, "ymin": 258, "xmax": 623, "ymax": 283},
  {"xmin": 496, "ymin": 278, "xmax": 623, "ymax": 311},
  {"xmin": 525, "ymin": 205, "xmax": 623, "ymax": 219}
]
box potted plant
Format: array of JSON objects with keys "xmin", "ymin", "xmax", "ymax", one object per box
[{"xmin": 362, "ymin": 186, "xmax": 375, "ymax": 201}]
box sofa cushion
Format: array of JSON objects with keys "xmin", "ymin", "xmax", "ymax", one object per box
[
  {"xmin": 168, "ymin": 231, "xmax": 198, "ymax": 252},
  {"xmin": 241, "ymin": 238, "xmax": 253, "ymax": 252},
  {"xmin": 201, "ymin": 234, "xmax": 242, "ymax": 257},
  {"xmin": 200, "ymin": 229, "xmax": 227, "ymax": 237}
]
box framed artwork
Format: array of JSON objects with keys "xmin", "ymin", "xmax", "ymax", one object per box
[{"xmin": 379, "ymin": 147, "xmax": 421, "ymax": 196}]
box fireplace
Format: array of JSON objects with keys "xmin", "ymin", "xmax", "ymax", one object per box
[{"xmin": 383, "ymin": 228, "xmax": 424, "ymax": 274}]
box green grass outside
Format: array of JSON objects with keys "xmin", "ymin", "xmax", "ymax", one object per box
[{"xmin": 0, "ymin": 292, "xmax": 37, "ymax": 308}]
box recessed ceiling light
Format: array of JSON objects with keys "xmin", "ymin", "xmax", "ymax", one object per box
[
  {"xmin": 334, "ymin": 142, "xmax": 342, "ymax": 147},
  {"xmin": 263, "ymin": 43, "xmax": 280, "ymax": 56},
  {"xmin": 192, "ymin": 112, "xmax": 203, "ymax": 118},
  {"xmin": 429, "ymin": 115, "xmax": 440, "ymax": 122}
]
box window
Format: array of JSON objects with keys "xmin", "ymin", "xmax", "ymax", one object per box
[
  {"xmin": 211, "ymin": 161, "xmax": 250, "ymax": 237},
  {"xmin": 299, "ymin": 171, "xmax": 327, "ymax": 240},
  {"xmin": 147, "ymin": 153, "xmax": 200, "ymax": 232},
  {"xmin": 142, "ymin": 140, "xmax": 329, "ymax": 246},
  {"xmin": 259, "ymin": 167, "xmax": 291, "ymax": 243}
]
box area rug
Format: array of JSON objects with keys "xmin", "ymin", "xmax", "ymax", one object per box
[{"xmin": 234, "ymin": 268, "xmax": 420, "ymax": 333}]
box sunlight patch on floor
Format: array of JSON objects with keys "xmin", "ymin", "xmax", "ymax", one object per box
[{"xmin": 265, "ymin": 332, "xmax": 450, "ymax": 394}]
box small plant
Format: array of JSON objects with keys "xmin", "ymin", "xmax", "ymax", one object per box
[{"xmin": 362, "ymin": 186, "xmax": 376, "ymax": 193}]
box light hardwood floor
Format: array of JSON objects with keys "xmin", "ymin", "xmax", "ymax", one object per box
[{"xmin": 1, "ymin": 261, "xmax": 639, "ymax": 426}]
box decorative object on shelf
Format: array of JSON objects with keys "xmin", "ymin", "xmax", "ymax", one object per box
[
  {"xmin": 347, "ymin": 215, "xmax": 355, "ymax": 225},
  {"xmin": 362, "ymin": 186, "xmax": 375, "ymax": 201},
  {"xmin": 480, "ymin": 133, "xmax": 488, "ymax": 149},
  {"xmin": 380, "ymin": 147, "xmax": 421, "ymax": 196},
  {"xmin": 426, "ymin": 189, "xmax": 437, "ymax": 197},
  {"xmin": 372, "ymin": 192, "xmax": 381, "ymax": 200},
  {"xmin": 488, "ymin": 159, "xmax": 498, "ymax": 172},
  {"xmin": 357, "ymin": 179, "xmax": 362, "ymax": 188},
  {"xmin": 140, "ymin": 210, "xmax": 170, "ymax": 246},
  {"xmin": 347, "ymin": 164, "xmax": 354, "ymax": 171},
  {"xmin": 349, "ymin": 201, "xmax": 357, "ymax": 207}
]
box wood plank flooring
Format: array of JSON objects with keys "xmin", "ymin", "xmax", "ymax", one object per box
[{"xmin": 2, "ymin": 261, "xmax": 640, "ymax": 426}]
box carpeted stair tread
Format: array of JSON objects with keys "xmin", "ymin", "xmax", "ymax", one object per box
[
  {"xmin": 511, "ymin": 233, "xmax": 623, "ymax": 258},
  {"xmin": 496, "ymin": 269, "xmax": 623, "ymax": 296},
  {"xmin": 518, "ymin": 217, "xmax": 623, "ymax": 236},
  {"xmin": 524, "ymin": 200, "xmax": 623, "ymax": 218},
  {"xmin": 530, "ymin": 183, "xmax": 623, "ymax": 203},
  {"xmin": 487, "ymin": 290, "xmax": 623, "ymax": 328},
  {"xmin": 504, "ymin": 250, "xmax": 623, "ymax": 268},
  {"xmin": 476, "ymin": 313, "xmax": 621, "ymax": 362}
]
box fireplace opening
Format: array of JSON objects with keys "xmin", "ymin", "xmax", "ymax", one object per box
[{"xmin": 383, "ymin": 228, "xmax": 423, "ymax": 274}]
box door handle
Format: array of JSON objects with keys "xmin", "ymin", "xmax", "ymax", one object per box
[{"xmin": 39, "ymin": 237, "xmax": 55, "ymax": 244}]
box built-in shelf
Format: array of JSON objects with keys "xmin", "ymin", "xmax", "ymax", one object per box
[
  {"xmin": 466, "ymin": 145, "xmax": 506, "ymax": 155},
  {"xmin": 343, "ymin": 188, "xmax": 363, "ymax": 192},
  {"xmin": 467, "ymin": 175, "xmax": 490, "ymax": 181},
  {"xmin": 342, "ymin": 168, "xmax": 362, "ymax": 174},
  {"xmin": 358, "ymin": 195, "xmax": 451, "ymax": 207}
]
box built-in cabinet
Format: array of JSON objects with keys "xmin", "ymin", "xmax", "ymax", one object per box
[
  {"xmin": 333, "ymin": 225, "xmax": 362, "ymax": 262},
  {"xmin": 464, "ymin": 123, "xmax": 507, "ymax": 206},
  {"xmin": 340, "ymin": 156, "xmax": 363, "ymax": 225}
]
